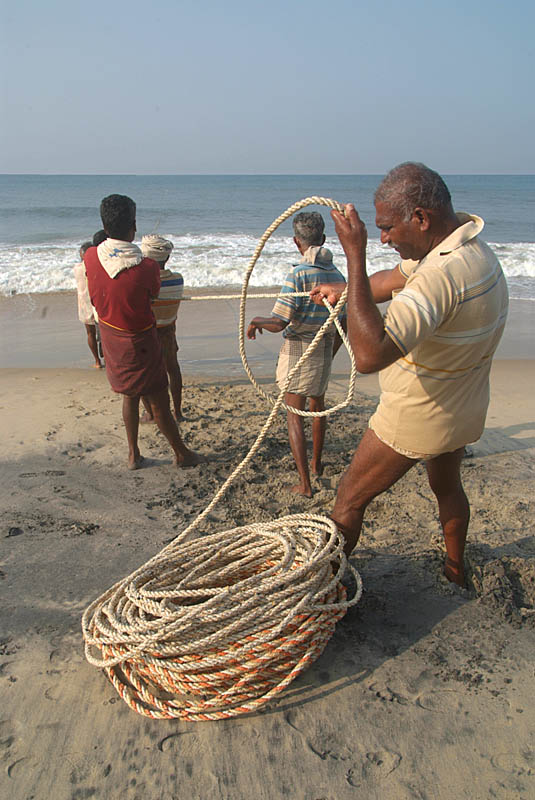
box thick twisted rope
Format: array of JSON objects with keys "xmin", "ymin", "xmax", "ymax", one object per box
[
  {"xmin": 237, "ymin": 197, "xmax": 356, "ymax": 416},
  {"xmin": 82, "ymin": 198, "xmax": 362, "ymax": 720}
]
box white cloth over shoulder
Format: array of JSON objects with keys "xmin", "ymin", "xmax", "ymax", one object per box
[
  {"xmin": 300, "ymin": 245, "xmax": 333, "ymax": 265},
  {"xmin": 141, "ymin": 235, "xmax": 174, "ymax": 262},
  {"xmin": 73, "ymin": 261, "xmax": 95, "ymax": 324},
  {"xmin": 97, "ymin": 239, "xmax": 143, "ymax": 279}
]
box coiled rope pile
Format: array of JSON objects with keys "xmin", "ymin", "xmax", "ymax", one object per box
[{"xmin": 82, "ymin": 197, "xmax": 363, "ymax": 720}]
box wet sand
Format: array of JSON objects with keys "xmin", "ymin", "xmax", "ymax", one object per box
[{"xmin": 0, "ymin": 292, "xmax": 534, "ymax": 799}]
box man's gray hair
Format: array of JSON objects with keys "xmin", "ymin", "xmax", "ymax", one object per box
[
  {"xmin": 292, "ymin": 211, "xmax": 325, "ymax": 246},
  {"xmin": 374, "ymin": 162, "xmax": 452, "ymax": 221}
]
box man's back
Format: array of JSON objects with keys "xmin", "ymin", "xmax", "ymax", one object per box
[
  {"xmin": 272, "ymin": 246, "xmax": 346, "ymax": 341},
  {"xmin": 84, "ymin": 246, "xmax": 160, "ymax": 332}
]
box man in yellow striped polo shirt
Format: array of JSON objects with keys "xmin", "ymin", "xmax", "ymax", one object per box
[{"xmin": 311, "ymin": 162, "xmax": 509, "ymax": 586}]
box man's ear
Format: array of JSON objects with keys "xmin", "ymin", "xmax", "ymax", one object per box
[{"xmin": 413, "ymin": 207, "xmax": 431, "ymax": 231}]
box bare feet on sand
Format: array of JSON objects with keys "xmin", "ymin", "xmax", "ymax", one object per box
[
  {"xmin": 93, "ymin": 361, "xmax": 104, "ymax": 369},
  {"xmin": 290, "ymin": 483, "xmax": 313, "ymax": 498},
  {"xmin": 127, "ymin": 454, "xmax": 145, "ymax": 471},
  {"xmin": 311, "ymin": 461, "xmax": 323, "ymax": 477},
  {"xmin": 175, "ymin": 450, "xmax": 207, "ymax": 468},
  {"xmin": 444, "ymin": 556, "xmax": 465, "ymax": 587}
]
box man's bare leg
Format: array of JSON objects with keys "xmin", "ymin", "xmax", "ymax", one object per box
[
  {"xmin": 85, "ymin": 324, "xmax": 103, "ymax": 368},
  {"xmin": 425, "ymin": 448, "xmax": 469, "ymax": 586},
  {"xmin": 285, "ymin": 392, "xmax": 312, "ymax": 497},
  {"xmin": 122, "ymin": 395, "xmax": 143, "ymax": 469},
  {"xmin": 164, "ymin": 350, "xmax": 184, "ymax": 421},
  {"xmin": 331, "ymin": 428, "xmax": 417, "ymax": 555},
  {"xmin": 140, "ymin": 396, "xmax": 155, "ymax": 424},
  {"xmin": 145, "ymin": 387, "xmax": 204, "ymax": 466},
  {"xmin": 309, "ymin": 394, "xmax": 326, "ymax": 476}
]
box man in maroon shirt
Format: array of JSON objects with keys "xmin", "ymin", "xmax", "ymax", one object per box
[{"xmin": 85, "ymin": 194, "xmax": 203, "ymax": 470}]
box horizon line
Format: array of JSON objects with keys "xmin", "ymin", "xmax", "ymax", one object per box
[{"xmin": 1, "ymin": 172, "xmax": 534, "ymax": 178}]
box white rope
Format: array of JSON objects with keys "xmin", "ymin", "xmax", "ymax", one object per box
[{"xmin": 82, "ymin": 197, "xmax": 362, "ymax": 720}]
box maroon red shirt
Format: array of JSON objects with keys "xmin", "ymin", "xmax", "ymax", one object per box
[{"xmin": 84, "ymin": 247, "xmax": 161, "ymax": 332}]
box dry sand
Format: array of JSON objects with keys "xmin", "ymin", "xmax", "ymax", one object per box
[{"xmin": 0, "ymin": 293, "xmax": 534, "ymax": 799}]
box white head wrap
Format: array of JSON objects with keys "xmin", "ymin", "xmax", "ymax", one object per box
[
  {"xmin": 97, "ymin": 238, "xmax": 143, "ymax": 279},
  {"xmin": 141, "ymin": 235, "xmax": 174, "ymax": 263}
]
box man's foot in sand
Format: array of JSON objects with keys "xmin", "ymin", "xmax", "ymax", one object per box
[
  {"xmin": 311, "ymin": 461, "xmax": 323, "ymax": 477},
  {"xmin": 290, "ymin": 482, "xmax": 313, "ymax": 498},
  {"xmin": 175, "ymin": 450, "xmax": 206, "ymax": 468},
  {"xmin": 93, "ymin": 361, "xmax": 104, "ymax": 369},
  {"xmin": 140, "ymin": 412, "xmax": 156, "ymax": 424},
  {"xmin": 127, "ymin": 454, "xmax": 145, "ymax": 471},
  {"xmin": 444, "ymin": 556, "xmax": 465, "ymax": 587}
]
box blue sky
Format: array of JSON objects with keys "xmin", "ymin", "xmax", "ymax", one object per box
[{"xmin": 1, "ymin": 0, "xmax": 533, "ymax": 174}]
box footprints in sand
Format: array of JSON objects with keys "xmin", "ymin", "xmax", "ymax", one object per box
[
  {"xmin": 2, "ymin": 510, "xmax": 100, "ymax": 542},
  {"xmin": 19, "ymin": 470, "xmax": 66, "ymax": 478},
  {"xmin": 415, "ymin": 689, "xmax": 465, "ymax": 714},
  {"xmin": 368, "ymin": 682, "xmax": 410, "ymax": 706},
  {"xmin": 157, "ymin": 732, "xmax": 193, "ymax": 752},
  {"xmin": 368, "ymin": 679, "xmax": 467, "ymax": 714},
  {"xmin": 490, "ymin": 750, "xmax": 534, "ymax": 776},
  {"xmin": 284, "ymin": 709, "xmax": 402, "ymax": 786},
  {"xmin": 346, "ymin": 750, "xmax": 402, "ymax": 786}
]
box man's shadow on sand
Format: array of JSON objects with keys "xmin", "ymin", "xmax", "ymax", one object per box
[
  {"xmin": 479, "ymin": 421, "xmax": 535, "ymax": 455},
  {"xmin": 251, "ymin": 548, "xmax": 469, "ymax": 718}
]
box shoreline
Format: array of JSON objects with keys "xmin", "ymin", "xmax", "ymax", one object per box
[{"xmin": 0, "ymin": 290, "xmax": 533, "ymax": 372}]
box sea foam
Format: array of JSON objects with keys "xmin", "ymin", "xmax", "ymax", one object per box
[{"xmin": 0, "ymin": 234, "xmax": 534, "ymax": 300}]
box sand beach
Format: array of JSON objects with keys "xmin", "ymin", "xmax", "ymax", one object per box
[{"xmin": 0, "ymin": 291, "xmax": 534, "ymax": 799}]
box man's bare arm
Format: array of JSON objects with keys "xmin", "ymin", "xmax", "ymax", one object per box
[
  {"xmin": 247, "ymin": 316, "xmax": 288, "ymax": 340},
  {"xmin": 331, "ymin": 204, "xmax": 403, "ymax": 374},
  {"xmin": 310, "ymin": 265, "xmax": 406, "ymax": 308},
  {"xmin": 369, "ymin": 265, "xmax": 406, "ymax": 302}
]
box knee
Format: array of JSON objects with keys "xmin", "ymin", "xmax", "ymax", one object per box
[
  {"xmin": 309, "ymin": 396, "xmax": 325, "ymax": 413},
  {"xmin": 335, "ymin": 473, "xmax": 376, "ymax": 515},
  {"xmin": 428, "ymin": 475, "xmax": 464, "ymax": 500}
]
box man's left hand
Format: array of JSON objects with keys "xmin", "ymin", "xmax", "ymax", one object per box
[
  {"xmin": 310, "ymin": 282, "xmax": 346, "ymax": 306},
  {"xmin": 247, "ymin": 322, "xmax": 262, "ymax": 339},
  {"xmin": 331, "ymin": 204, "xmax": 368, "ymax": 264}
]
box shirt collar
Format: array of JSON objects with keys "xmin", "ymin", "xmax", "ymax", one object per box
[
  {"xmin": 294, "ymin": 245, "xmax": 334, "ymax": 267},
  {"xmin": 435, "ymin": 212, "xmax": 484, "ymax": 256}
]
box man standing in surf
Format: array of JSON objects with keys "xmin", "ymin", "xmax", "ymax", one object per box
[
  {"xmin": 310, "ymin": 163, "xmax": 509, "ymax": 585},
  {"xmin": 84, "ymin": 194, "xmax": 204, "ymax": 470}
]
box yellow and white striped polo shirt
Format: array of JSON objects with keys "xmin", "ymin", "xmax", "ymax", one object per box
[{"xmin": 369, "ymin": 213, "xmax": 509, "ymax": 455}]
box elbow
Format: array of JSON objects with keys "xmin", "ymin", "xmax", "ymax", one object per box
[
  {"xmin": 353, "ymin": 348, "xmax": 384, "ymax": 374},
  {"xmin": 355, "ymin": 356, "xmax": 377, "ymax": 374}
]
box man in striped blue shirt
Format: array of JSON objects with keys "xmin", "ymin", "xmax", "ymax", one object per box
[{"xmin": 247, "ymin": 212, "xmax": 346, "ymax": 497}]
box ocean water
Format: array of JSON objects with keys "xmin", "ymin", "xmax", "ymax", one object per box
[{"xmin": 0, "ymin": 174, "xmax": 534, "ymax": 299}]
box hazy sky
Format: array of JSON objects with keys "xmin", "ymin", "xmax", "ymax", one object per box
[{"xmin": 1, "ymin": 0, "xmax": 533, "ymax": 174}]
